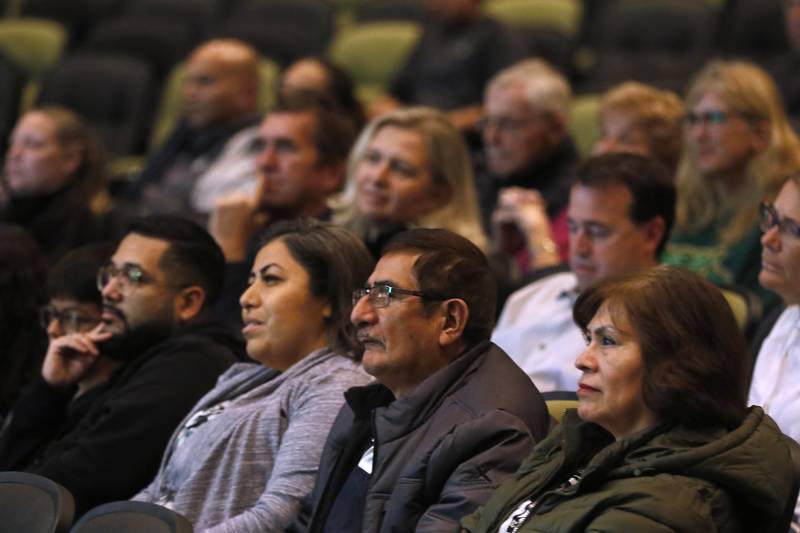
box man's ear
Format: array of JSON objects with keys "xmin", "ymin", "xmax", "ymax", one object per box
[
  {"xmin": 175, "ymin": 286, "xmax": 206, "ymax": 322},
  {"xmin": 318, "ymin": 161, "xmax": 346, "ymax": 195},
  {"xmin": 641, "ymin": 216, "xmax": 666, "ymax": 258},
  {"xmin": 438, "ymin": 298, "xmax": 469, "ymax": 348}
]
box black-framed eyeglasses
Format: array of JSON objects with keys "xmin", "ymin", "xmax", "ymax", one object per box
[
  {"xmin": 39, "ymin": 306, "xmax": 101, "ymax": 334},
  {"xmin": 352, "ymin": 284, "xmax": 445, "ymax": 309},
  {"xmin": 759, "ymin": 202, "xmax": 800, "ymax": 238},
  {"xmin": 96, "ymin": 264, "xmax": 147, "ymax": 293}
]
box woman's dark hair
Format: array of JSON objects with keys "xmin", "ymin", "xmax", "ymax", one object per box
[
  {"xmin": 48, "ymin": 241, "xmax": 115, "ymax": 304},
  {"xmin": 258, "ymin": 218, "xmax": 374, "ymax": 359},
  {"xmin": 573, "ymin": 266, "xmax": 748, "ymax": 430}
]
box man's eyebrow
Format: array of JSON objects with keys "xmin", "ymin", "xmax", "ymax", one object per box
[
  {"xmin": 369, "ymin": 279, "xmax": 398, "ymax": 287},
  {"xmin": 110, "ymin": 260, "xmax": 143, "ymax": 270}
]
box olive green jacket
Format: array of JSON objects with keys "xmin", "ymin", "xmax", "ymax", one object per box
[{"xmin": 460, "ymin": 407, "xmax": 792, "ymax": 532}]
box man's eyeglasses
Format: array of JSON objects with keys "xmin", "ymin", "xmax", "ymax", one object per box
[
  {"xmin": 39, "ymin": 306, "xmax": 101, "ymax": 334},
  {"xmin": 96, "ymin": 264, "xmax": 146, "ymax": 293},
  {"xmin": 352, "ymin": 284, "xmax": 444, "ymax": 309},
  {"xmin": 759, "ymin": 202, "xmax": 800, "ymax": 238}
]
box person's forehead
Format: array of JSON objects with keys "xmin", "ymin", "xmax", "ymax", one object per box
[
  {"xmin": 111, "ymin": 233, "xmax": 170, "ymax": 271},
  {"xmin": 486, "ymin": 83, "xmax": 532, "ymax": 112},
  {"xmin": 775, "ymin": 179, "xmax": 800, "ymax": 217},
  {"xmin": 260, "ymin": 111, "xmax": 317, "ymax": 144},
  {"xmin": 369, "ymin": 251, "xmax": 421, "ymax": 287},
  {"xmin": 49, "ymin": 297, "xmax": 101, "ymax": 313},
  {"xmin": 569, "ymin": 182, "xmax": 634, "ymax": 221}
]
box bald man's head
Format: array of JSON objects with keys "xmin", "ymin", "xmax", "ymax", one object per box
[{"xmin": 182, "ymin": 39, "xmax": 259, "ymax": 128}]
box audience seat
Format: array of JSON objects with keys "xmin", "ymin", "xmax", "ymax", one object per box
[
  {"xmin": 37, "ymin": 52, "xmax": 154, "ymax": 156},
  {"xmin": 124, "ymin": 0, "xmax": 221, "ymax": 43},
  {"xmin": 20, "ymin": 0, "xmax": 125, "ymax": 48},
  {"xmin": 148, "ymin": 56, "xmax": 278, "ymax": 151},
  {"xmin": 0, "ymin": 471, "xmax": 74, "ymax": 533},
  {"xmin": 542, "ymin": 390, "xmax": 578, "ymax": 425},
  {"xmin": 328, "ymin": 21, "xmax": 421, "ymax": 104},
  {"xmin": 227, "ymin": 0, "xmax": 335, "ymax": 57},
  {"xmin": 0, "ymin": 17, "xmax": 66, "ymax": 79},
  {"xmin": 353, "ymin": 0, "xmax": 428, "ymax": 24},
  {"xmin": 568, "ymin": 93, "xmax": 601, "ymax": 157},
  {"xmin": 716, "ymin": 0, "xmax": 787, "ymax": 66},
  {"xmin": 718, "ymin": 284, "xmax": 764, "ymax": 344},
  {"xmin": 483, "ymin": 0, "xmax": 582, "ymax": 36},
  {"xmin": 70, "ymin": 501, "xmax": 192, "ymax": 533},
  {"xmin": 80, "ymin": 15, "xmax": 195, "ymax": 83},
  {"xmin": 577, "ymin": 0, "xmax": 717, "ymax": 94},
  {"xmin": 214, "ymin": 18, "xmax": 315, "ymax": 68},
  {"xmin": 0, "ymin": 17, "xmax": 67, "ymax": 112}
]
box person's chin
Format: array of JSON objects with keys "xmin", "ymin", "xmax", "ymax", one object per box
[{"xmin": 360, "ymin": 347, "xmax": 387, "ymax": 376}]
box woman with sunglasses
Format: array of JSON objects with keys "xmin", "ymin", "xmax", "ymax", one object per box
[
  {"xmin": 133, "ymin": 219, "xmax": 373, "ymax": 532},
  {"xmin": 663, "ymin": 61, "xmax": 800, "ymax": 310},
  {"xmin": 750, "ymin": 173, "xmax": 800, "ymax": 526}
]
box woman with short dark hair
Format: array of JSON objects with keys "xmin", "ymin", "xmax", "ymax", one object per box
[{"xmin": 460, "ymin": 266, "xmax": 794, "ymax": 532}]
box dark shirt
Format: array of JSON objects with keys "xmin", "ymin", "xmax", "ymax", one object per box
[
  {"xmin": 475, "ymin": 136, "xmax": 578, "ymax": 233},
  {"xmin": 391, "ymin": 16, "xmax": 524, "ymax": 110},
  {"xmin": 127, "ymin": 115, "xmax": 260, "ymax": 214},
  {"xmin": 0, "ymin": 321, "xmax": 242, "ymax": 516},
  {"xmin": 322, "ymin": 437, "xmax": 372, "ymax": 533}
]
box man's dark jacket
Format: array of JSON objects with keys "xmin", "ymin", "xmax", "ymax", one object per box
[
  {"xmin": 0, "ymin": 321, "xmax": 242, "ymax": 515},
  {"xmin": 296, "ymin": 340, "xmax": 551, "ymax": 532}
]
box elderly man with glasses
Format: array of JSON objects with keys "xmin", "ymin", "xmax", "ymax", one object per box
[
  {"xmin": 0, "ymin": 215, "xmax": 241, "ymax": 516},
  {"xmin": 750, "ymin": 174, "xmax": 800, "ymax": 527},
  {"xmin": 293, "ymin": 228, "xmax": 550, "ymax": 533}
]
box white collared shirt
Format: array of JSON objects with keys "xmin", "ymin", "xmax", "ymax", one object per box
[
  {"xmin": 492, "ymin": 272, "xmax": 584, "ymax": 393},
  {"xmin": 749, "ymin": 304, "xmax": 800, "ymax": 519}
]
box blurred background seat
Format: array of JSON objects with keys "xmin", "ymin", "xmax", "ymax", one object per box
[
  {"xmin": 37, "ymin": 52, "xmax": 154, "ymax": 156},
  {"xmin": 328, "ymin": 21, "xmax": 421, "ymax": 104}
]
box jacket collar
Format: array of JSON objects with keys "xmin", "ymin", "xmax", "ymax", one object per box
[{"xmin": 344, "ymin": 340, "xmax": 493, "ymax": 436}]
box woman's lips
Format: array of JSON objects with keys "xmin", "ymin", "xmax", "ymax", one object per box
[
  {"xmin": 241, "ymin": 319, "xmax": 263, "ymax": 336},
  {"xmin": 577, "ymin": 383, "xmax": 599, "ymax": 396}
]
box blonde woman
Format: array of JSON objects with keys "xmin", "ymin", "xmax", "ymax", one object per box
[
  {"xmin": 331, "ymin": 107, "xmax": 488, "ymax": 256},
  {"xmin": 663, "ymin": 61, "xmax": 800, "ymax": 305}
]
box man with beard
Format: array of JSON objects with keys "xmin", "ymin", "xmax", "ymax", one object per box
[{"xmin": 0, "ymin": 215, "xmax": 242, "ymax": 515}]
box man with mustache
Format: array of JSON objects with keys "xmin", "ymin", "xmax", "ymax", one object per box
[
  {"xmin": 0, "ymin": 215, "xmax": 241, "ymax": 516},
  {"xmin": 491, "ymin": 153, "xmax": 675, "ymax": 393},
  {"xmin": 294, "ymin": 228, "xmax": 550, "ymax": 532}
]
